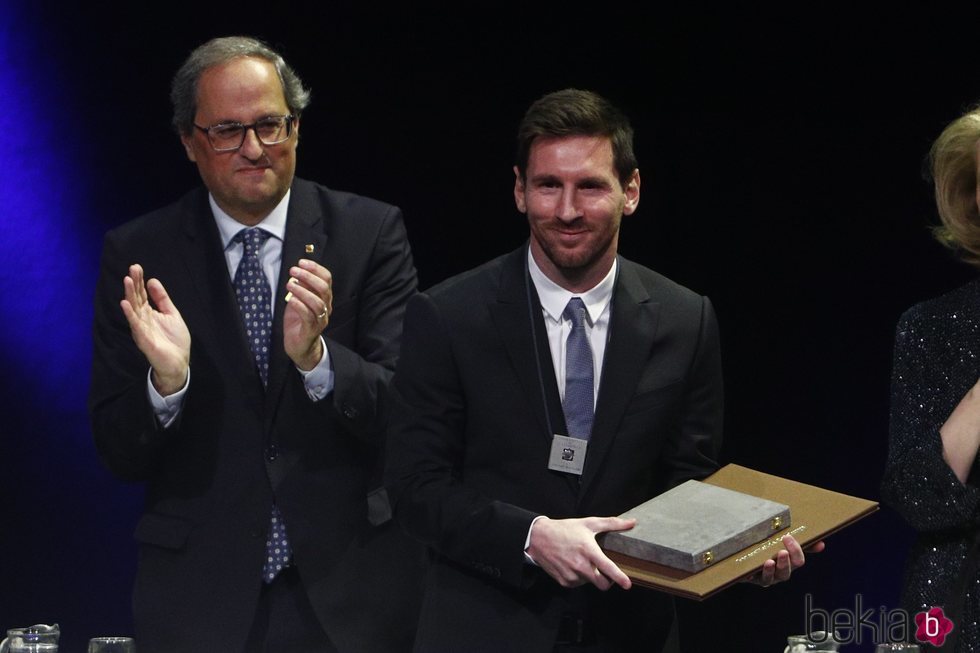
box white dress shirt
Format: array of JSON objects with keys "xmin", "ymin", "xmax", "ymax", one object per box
[
  {"xmin": 526, "ymin": 248, "xmax": 616, "ymax": 404},
  {"xmin": 523, "ymin": 247, "xmax": 617, "ymax": 560},
  {"xmin": 149, "ymin": 190, "xmax": 334, "ymax": 426}
]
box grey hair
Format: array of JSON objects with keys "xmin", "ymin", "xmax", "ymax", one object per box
[{"xmin": 170, "ymin": 36, "xmax": 311, "ymax": 135}]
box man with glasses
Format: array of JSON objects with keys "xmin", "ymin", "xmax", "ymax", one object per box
[{"xmin": 90, "ymin": 36, "xmax": 421, "ymax": 652}]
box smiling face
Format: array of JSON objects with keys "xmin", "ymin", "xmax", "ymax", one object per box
[
  {"xmin": 515, "ymin": 135, "xmax": 640, "ymax": 292},
  {"xmin": 179, "ymin": 56, "xmax": 298, "ymax": 226}
]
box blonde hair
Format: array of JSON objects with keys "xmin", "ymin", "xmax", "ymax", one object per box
[{"xmin": 931, "ymin": 106, "xmax": 980, "ymax": 266}]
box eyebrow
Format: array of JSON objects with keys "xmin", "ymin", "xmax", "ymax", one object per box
[{"xmin": 529, "ymin": 174, "xmax": 611, "ymax": 187}]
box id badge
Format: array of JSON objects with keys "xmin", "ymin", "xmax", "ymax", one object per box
[{"xmin": 548, "ymin": 434, "xmax": 588, "ymax": 475}]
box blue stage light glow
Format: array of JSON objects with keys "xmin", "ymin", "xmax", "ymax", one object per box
[{"xmin": 0, "ymin": 7, "xmax": 99, "ymax": 408}]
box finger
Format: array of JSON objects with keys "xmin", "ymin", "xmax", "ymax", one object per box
[
  {"xmin": 296, "ymin": 258, "xmax": 333, "ymax": 286},
  {"xmin": 129, "ymin": 264, "xmax": 147, "ymax": 308},
  {"xmin": 146, "ymin": 278, "xmax": 179, "ymax": 316},
  {"xmin": 291, "ymin": 261, "xmax": 332, "ymax": 294},
  {"xmin": 773, "ymin": 549, "xmax": 792, "ymax": 582},
  {"xmin": 807, "ymin": 540, "xmax": 826, "ymax": 554},
  {"xmin": 783, "ymin": 535, "xmax": 806, "ymax": 569},
  {"xmin": 290, "ymin": 263, "xmax": 333, "ymax": 312},
  {"xmin": 592, "ymin": 550, "xmax": 631, "ymax": 590},
  {"xmin": 123, "ymin": 268, "xmax": 141, "ymax": 310},
  {"xmin": 120, "ymin": 298, "xmax": 141, "ymax": 331},
  {"xmin": 757, "ymin": 559, "xmax": 775, "ymax": 587},
  {"xmin": 286, "ymin": 278, "xmax": 327, "ymax": 321},
  {"xmin": 586, "ymin": 516, "xmax": 637, "ymax": 534},
  {"xmin": 589, "ymin": 567, "xmax": 613, "ymax": 591},
  {"xmin": 122, "ymin": 275, "xmax": 138, "ymax": 310}
]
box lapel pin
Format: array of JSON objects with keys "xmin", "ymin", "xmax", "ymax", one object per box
[{"xmin": 305, "ymin": 244, "xmax": 315, "ymax": 253}]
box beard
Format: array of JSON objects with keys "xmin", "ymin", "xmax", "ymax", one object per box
[{"xmin": 532, "ymin": 218, "xmax": 621, "ymax": 282}]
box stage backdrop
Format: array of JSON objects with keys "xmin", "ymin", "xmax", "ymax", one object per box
[{"xmin": 2, "ymin": 3, "xmax": 975, "ymax": 651}]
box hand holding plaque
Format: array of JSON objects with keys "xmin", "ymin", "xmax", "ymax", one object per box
[{"xmin": 528, "ymin": 516, "xmax": 636, "ymax": 590}]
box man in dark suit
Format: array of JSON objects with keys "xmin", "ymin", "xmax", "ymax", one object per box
[
  {"xmin": 89, "ymin": 37, "xmax": 422, "ymax": 652},
  {"xmin": 385, "ymin": 89, "xmax": 809, "ymax": 652}
]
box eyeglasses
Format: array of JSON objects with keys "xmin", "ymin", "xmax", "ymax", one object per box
[{"xmin": 193, "ymin": 115, "xmax": 296, "ymax": 152}]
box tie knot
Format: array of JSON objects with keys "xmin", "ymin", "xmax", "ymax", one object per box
[
  {"xmin": 234, "ymin": 228, "xmax": 270, "ymax": 256},
  {"xmin": 563, "ymin": 297, "xmax": 589, "ymax": 329}
]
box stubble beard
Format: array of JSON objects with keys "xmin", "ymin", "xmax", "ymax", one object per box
[{"xmin": 535, "ymin": 225, "xmax": 619, "ymax": 287}]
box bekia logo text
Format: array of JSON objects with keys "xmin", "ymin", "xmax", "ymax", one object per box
[{"xmin": 804, "ymin": 594, "xmax": 954, "ymax": 646}]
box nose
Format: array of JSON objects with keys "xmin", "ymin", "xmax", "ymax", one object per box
[
  {"xmin": 555, "ymin": 189, "xmax": 579, "ymax": 222},
  {"xmin": 239, "ymin": 126, "xmax": 265, "ymax": 160}
]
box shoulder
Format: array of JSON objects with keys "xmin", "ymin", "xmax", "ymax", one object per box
[
  {"xmin": 893, "ymin": 278, "xmax": 980, "ymax": 369},
  {"xmin": 897, "ymin": 278, "xmax": 980, "ymax": 334},
  {"xmin": 104, "ymin": 186, "xmax": 208, "ymax": 248},
  {"xmin": 291, "ymin": 178, "xmax": 401, "ymax": 223},
  {"xmin": 424, "ymin": 251, "xmax": 516, "ymax": 303},
  {"xmin": 401, "ymin": 250, "xmax": 519, "ymax": 334},
  {"xmin": 618, "ymin": 257, "xmax": 712, "ymax": 316}
]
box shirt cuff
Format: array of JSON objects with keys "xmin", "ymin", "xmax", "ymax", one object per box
[
  {"xmin": 524, "ymin": 515, "xmax": 547, "ymax": 565},
  {"xmin": 298, "ymin": 335, "xmax": 334, "ymax": 401},
  {"xmin": 147, "ymin": 368, "xmax": 189, "ymax": 428}
]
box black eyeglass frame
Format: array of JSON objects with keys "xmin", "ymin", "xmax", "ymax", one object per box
[{"xmin": 192, "ymin": 114, "xmax": 297, "ymax": 152}]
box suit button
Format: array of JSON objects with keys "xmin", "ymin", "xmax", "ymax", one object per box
[
  {"xmin": 265, "ymin": 445, "xmax": 279, "ymax": 462},
  {"xmin": 342, "ymin": 404, "xmax": 359, "ymax": 419}
]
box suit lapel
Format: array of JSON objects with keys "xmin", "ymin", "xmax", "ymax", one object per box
[
  {"xmin": 266, "ymin": 182, "xmax": 329, "ymax": 418},
  {"xmin": 580, "ymin": 259, "xmax": 662, "ymax": 495},
  {"xmin": 487, "ymin": 248, "xmax": 567, "ymax": 446},
  {"xmin": 488, "ymin": 248, "xmax": 580, "ymax": 498},
  {"xmin": 178, "ymin": 191, "xmax": 262, "ymax": 398}
]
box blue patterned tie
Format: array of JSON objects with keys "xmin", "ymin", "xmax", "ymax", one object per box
[
  {"xmin": 562, "ymin": 297, "xmax": 595, "ymax": 440},
  {"xmin": 233, "ymin": 228, "xmax": 273, "ymax": 384},
  {"xmin": 232, "ymin": 228, "xmax": 291, "ymax": 582}
]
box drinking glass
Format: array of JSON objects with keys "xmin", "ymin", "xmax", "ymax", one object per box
[
  {"xmin": 87, "ymin": 637, "xmax": 135, "ymax": 653},
  {"xmin": 0, "ymin": 625, "xmax": 60, "ymax": 653},
  {"xmin": 7, "ymin": 645, "xmax": 56, "ymax": 653},
  {"xmin": 785, "ymin": 632, "xmax": 840, "ymax": 651}
]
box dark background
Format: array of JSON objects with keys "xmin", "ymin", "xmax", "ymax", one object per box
[{"xmin": 2, "ymin": 2, "xmax": 976, "ymax": 651}]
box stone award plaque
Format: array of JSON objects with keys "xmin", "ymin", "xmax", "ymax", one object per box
[{"xmin": 601, "ymin": 479, "xmax": 791, "ymax": 573}]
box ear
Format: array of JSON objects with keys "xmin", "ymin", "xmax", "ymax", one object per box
[
  {"xmin": 622, "ymin": 169, "xmax": 641, "ymax": 216},
  {"xmin": 293, "ymin": 116, "xmax": 300, "ymax": 148},
  {"xmin": 180, "ymin": 132, "xmax": 197, "ymax": 163},
  {"xmin": 513, "ymin": 166, "xmax": 527, "ymax": 214}
]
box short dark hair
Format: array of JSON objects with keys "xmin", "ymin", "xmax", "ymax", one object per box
[
  {"xmin": 515, "ymin": 89, "xmax": 637, "ymax": 185},
  {"xmin": 170, "ymin": 36, "xmax": 311, "ymax": 135}
]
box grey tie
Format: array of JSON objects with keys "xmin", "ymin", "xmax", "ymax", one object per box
[
  {"xmin": 232, "ymin": 228, "xmax": 292, "ymax": 583},
  {"xmin": 562, "ymin": 297, "xmax": 595, "ymax": 440}
]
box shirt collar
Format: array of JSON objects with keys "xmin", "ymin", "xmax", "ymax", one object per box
[
  {"xmin": 211, "ymin": 189, "xmax": 290, "ymax": 249},
  {"xmin": 526, "ymin": 247, "xmax": 617, "ymax": 326}
]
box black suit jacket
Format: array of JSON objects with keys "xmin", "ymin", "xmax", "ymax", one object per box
[
  {"xmin": 90, "ymin": 178, "xmax": 423, "ymax": 653},
  {"xmin": 386, "ymin": 246, "xmax": 722, "ymax": 652}
]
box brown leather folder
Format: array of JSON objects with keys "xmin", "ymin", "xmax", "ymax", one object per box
[{"xmin": 600, "ymin": 464, "xmax": 878, "ymax": 600}]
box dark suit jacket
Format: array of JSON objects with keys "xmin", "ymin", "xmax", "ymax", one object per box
[
  {"xmin": 386, "ymin": 246, "xmax": 722, "ymax": 652},
  {"xmin": 90, "ymin": 178, "xmax": 424, "ymax": 653}
]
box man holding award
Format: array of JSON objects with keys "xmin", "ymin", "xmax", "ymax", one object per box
[{"xmin": 386, "ymin": 89, "xmax": 810, "ymax": 652}]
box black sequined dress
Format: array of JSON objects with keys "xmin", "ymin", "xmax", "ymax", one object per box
[{"xmin": 882, "ymin": 278, "xmax": 980, "ymax": 651}]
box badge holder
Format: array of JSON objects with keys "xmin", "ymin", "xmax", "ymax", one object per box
[{"xmin": 548, "ymin": 434, "xmax": 588, "ymax": 475}]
